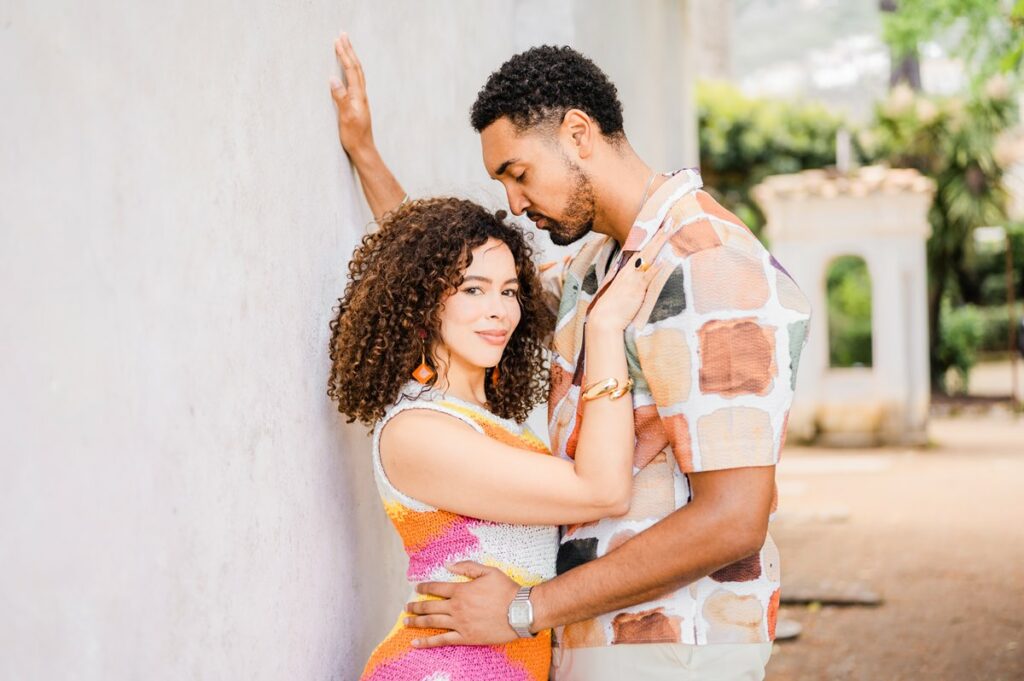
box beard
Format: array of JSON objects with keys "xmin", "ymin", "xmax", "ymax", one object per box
[{"xmin": 539, "ymin": 160, "xmax": 596, "ymax": 246}]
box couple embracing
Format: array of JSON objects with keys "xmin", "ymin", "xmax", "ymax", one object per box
[{"xmin": 327, "ymin": 33, "xmax": 811, "ymax": 681}]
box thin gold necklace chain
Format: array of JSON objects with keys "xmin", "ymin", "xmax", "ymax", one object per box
[
  {"xmin": 637, "ymin": 171, "xmax": 658, "ymax": 216},
  {"xmin": 571, "ymin": 168, "xmax": 662, "ymax": 389}
]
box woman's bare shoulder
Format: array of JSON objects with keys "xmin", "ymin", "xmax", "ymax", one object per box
[{"xmin": 380, "ymin": 406, "xmax": 480, "ymax": 451}]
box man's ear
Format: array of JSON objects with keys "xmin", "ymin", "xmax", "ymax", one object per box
[{"xmin": 561, "ymin": 109, "xmax": 595, "ymax": 160}]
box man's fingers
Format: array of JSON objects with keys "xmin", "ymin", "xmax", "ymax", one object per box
[
  {"xmin": 405, "ymin": 599, "xmax": 449, "ymax": 616},
  {"xmin": 447, "ymin": 561, "xmax": 490, "ymax": 579},
  {"xmin": 411, "ymin": 631, "xmax": 465, "ymax": 649},
  {"xmin": 416, "ymin": 581, "xmax": 456, "ymax": 598},
  {"xmin": 404, "ymin": 614, "xmax": 455, "ymax": 631}
]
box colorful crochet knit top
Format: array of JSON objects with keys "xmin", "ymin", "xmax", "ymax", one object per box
[{"xmin": 360, "ymin": 383, "xmax": 559, "ymax": 681}]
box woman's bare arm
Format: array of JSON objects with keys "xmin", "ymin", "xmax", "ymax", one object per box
[
  {"xmin": 330, "ymin": 32, "xmax": 405, "ymax": 221},
  {"xmin": 381, "ymin": 318, "xmax": 636, "ymax": 526},
  {"xmin": 380, "ymin": 233, "xmax": 672, "ymax": 526}
]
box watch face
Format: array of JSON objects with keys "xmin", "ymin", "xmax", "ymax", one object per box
[{"xmin": 509, "ymin": 601, "xmax": 531, "ymax": 626}]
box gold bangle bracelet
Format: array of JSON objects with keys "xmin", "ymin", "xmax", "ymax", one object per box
[
  {"xmin": 581, "ymin": 376, "xmax": 634, "ymax": 402},
  {"xmin": 608, "ymin": 377, "xmax": 635, "ymax": 400},
  {"xmin": 581, "ymin": 377, "xmax": 619, "ymax": 401}
]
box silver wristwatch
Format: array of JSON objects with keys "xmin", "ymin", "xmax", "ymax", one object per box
[{"xmin": 507, "ymin": 585, "xmax": 536, "ymax": 638}]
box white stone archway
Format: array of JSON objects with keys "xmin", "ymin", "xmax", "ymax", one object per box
[{"xmin": 754, "ymin": 167, "xmax": 935, "ymax": 446}]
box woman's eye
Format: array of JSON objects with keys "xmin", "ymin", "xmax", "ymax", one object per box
[
  {"xmin": 463, "ymin": 286, "xmax": 482, "ymax": 295},
  {"xmin": 502, "ymin": 289, "xmax": 519, "ymax": 297},
  {"xmin": 514, "ymin": 172, "xmax": 526, "ymax": 183}
]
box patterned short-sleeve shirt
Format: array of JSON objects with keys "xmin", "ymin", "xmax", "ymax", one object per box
[{"xmin": 545, "ymin": 168, "xmax": 811, "ymax": 647}]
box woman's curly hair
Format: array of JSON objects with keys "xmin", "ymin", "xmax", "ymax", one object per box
[{"xmin": 328, "ymin": 197, "xmax": 554, "ymax": 427}]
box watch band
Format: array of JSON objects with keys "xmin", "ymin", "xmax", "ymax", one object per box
[{"xmin": 507, "ymin": 585, "xmax": 536, "ymax": 638}]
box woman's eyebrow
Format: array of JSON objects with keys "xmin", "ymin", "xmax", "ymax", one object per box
[{"xmin": 463, "ymin": 275, "xmax": 519, "ymax": 285}]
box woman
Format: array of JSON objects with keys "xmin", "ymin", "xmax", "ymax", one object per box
[{"xmin": 327, "ymin": 35, "xmax": 666, "ymax": 681}]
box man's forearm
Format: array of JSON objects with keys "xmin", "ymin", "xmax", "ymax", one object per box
[
  {"xmin": 347, "ymin": 145, "xmax": 406, "ymax": 222},
  {"xmin": 530, "ymin": 468, "xmax": 773, "ymax": 631}
]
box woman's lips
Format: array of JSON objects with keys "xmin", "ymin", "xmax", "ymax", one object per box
[{"xmin": 476, "ymin": 330, "xmax": 508, "ymax": 346}]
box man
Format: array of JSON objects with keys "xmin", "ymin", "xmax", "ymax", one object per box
[{"xmin": 331, "ymin": 34, "xmax": 811, "ymax": 680}]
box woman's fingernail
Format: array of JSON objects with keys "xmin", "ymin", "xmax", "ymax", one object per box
[
  {"xmin": 411, "ymin": 639, "xmax": 420, "ymax": 647},
  {"xmin": 404, "ymin": 617, "xmax": 411, "ymax": 625}
]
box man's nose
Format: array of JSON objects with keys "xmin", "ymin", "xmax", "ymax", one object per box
[{"xmin": 506, "ymin": 187, "xmax": 529, "ymax": 216}]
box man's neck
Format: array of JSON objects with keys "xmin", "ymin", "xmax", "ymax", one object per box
[{"xmin": 589, "ymin": 146, "xmax": 663, "ymax": 247}]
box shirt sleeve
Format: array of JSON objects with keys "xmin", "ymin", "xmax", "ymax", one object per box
[
  {"xmin": 630, "ymin": 190, "xmax": 811, "ymax": 474},
  {"xmin": 537, "ymin": 255, "xmax": 571, "ymax": 320}
]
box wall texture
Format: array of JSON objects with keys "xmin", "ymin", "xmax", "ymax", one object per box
[{"xmin": 0, "ymin": 1, "xmax": 695, "ymax": 678}]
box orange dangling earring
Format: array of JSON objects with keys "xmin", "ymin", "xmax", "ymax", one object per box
[
  {"xmin": 412, "ymin": 348, "xmax": 436, "ymax": 384},
  {"xmin": 412, "ymin": 331, "xmax": 436, "ymax": 385},
  {"xmin": 491, "ymin": 361, "xmax": 501, "ymax": 387}
]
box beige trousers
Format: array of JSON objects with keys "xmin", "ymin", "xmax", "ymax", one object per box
[{"xmin": 551, "ymin": 642, "xmax": 772, "ymax": 681}]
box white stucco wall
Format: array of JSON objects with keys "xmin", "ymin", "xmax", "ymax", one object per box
[{"xmin": 0, "ymin": 1, "xmax": 695, "ymax": 678}]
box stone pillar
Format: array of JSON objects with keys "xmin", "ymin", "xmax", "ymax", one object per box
[{"xmin": 753, "ymin": 167, "xmax": 935, "ymax": 446}]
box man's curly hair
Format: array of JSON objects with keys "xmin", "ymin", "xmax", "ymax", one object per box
[
  {"xmin": 470, "ymin": 45, "xmax": 624, "ymax": 138},
  {"xmin": 327, "ymin": 197, "xmax": 554, "ymax": 427}
]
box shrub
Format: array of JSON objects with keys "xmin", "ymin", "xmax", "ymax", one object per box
[
  {"xmin": 937, "ymin": 300, "xmax": 984, "ymax": 394},
  {"xmin": 937, "ymin": 300, "xmax": 1024, "ymax": 392},
  {"xmin": 697, "ymin": 81, "xmax": 845, "ymax": 238},
  {"xmin": 827, "ymin": 256, "xmax": 873, "ymax": 367}
]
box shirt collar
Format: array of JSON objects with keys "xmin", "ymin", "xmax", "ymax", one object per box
[{"xmin": 621, "ymin": 168, "xmax": 703, "ymax": 252}]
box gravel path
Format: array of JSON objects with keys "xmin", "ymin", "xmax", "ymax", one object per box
[{"xmin": 765, "ymin": 414, "xmax": 1024, "ymax": 681}]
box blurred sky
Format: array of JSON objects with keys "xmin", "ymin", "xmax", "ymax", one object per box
[{"xmin": 728, "ymin": 0, "xmax": 967, "ymax": 122}]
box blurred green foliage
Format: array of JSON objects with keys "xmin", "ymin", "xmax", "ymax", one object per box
[
  {"xmin": 826, "ymin": 256, "xmax": 874, "ymax": 368},
  {"xmin": 959, "ymin": 222, "xmax": 1024, "ymax": 305},
  {"xmin": 937, "ymin": 299, "xmax": 984, "ymax": 393},
  {"xmin": 699, "ymin": 1, "xmax": 1022, "ymax": 393},
  {"xmin": 947, "ymin": 300, "xmax": 1024, "ymax": 352},
  {"xmin": 883, "ymin": 0, "xmax": 1024, "ymax": 80},
  {"xmin": 937, "ymin": 300, "xmax": 1024, "ymax": 394},
  {"xmin": 696, "ymin": 82, "xmax": 844, "ymax": 237},
  {"xmin": 858, "ymin": 82, "xmax": 1018, "ymax": 387}
]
